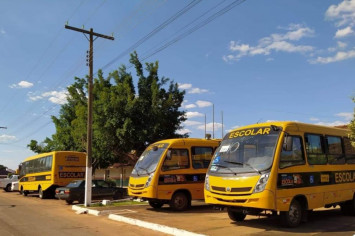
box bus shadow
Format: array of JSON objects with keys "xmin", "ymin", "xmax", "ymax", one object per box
[
  {"xmin": 231, "ymin": 208, "xmax": 355, "ymax": 234},
  {"xmin": 147, "ymin": 204, "xmax": 220, "ymax": 214}
]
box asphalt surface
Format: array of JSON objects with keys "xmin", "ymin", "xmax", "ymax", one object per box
[{"xmin": 1, "ymin": 189, "xmax": 355, "ymax": 235}]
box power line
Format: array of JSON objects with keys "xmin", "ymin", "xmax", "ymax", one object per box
[
  {"xmin": 0, "ymin": 0, "xmax": 88, "ymax": 115},
  {"xmin": 140, "ymin": 0, "xmax": 246, "ymax": 62},
  {"xmin": 100, "ymin": 0, "xmax": 202, "ymax": 72},
  {"xmin": 6, "ymin": 1, "xmax": 164, "ymax": 142}
]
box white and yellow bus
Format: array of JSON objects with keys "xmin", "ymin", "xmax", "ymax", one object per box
[
  {"xmin": 128, "ymin": 138, "xmax": 220, "ymax": 210},
  {"xmin": 204, "ymin": 121, "xmax": 355, "ymax": 227},
  {"xmin": 18, "ymin": 151, "xmax": 86, "ymax": 199}
]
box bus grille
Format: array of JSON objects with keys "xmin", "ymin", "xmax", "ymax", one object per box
[
  {"xmin": 211, "ymin": 186, "xmax": 252, "ymax": 193},
  {"xmin": 129, "ymin": 184, "xmax": 144, "ymax": 189},
  {"xmin": 215, "ymin": 198, "xmax": 247, "ymax": 203}
]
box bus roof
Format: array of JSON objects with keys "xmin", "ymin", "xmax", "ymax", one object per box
[
  {"xmin": 22, "ymin": 151, "xmax": 86, "ymax": 162},
  {"xmin": 152, "ymin": 138, "xmax": 221, "ymax": 146},
  {"xmin": 228, "ymin": 121, "xmax": 350, "ymax": 136}
]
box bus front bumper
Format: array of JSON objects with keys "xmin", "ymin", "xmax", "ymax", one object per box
[{"xmin": 204, "ymin": 189, "xmax": 276, "ymax": 211}]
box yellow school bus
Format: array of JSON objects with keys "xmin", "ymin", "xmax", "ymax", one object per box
[
  {"xmin": 128, "ymin": 138, "xmax": 220, "ymax": 210},
  {"xmin": 18, "ymin": 151, "xmax": 86, "ymax": 199},
  {"xmin": 204, "ymin": 121, "xmax": 355, "ymax": 227}
]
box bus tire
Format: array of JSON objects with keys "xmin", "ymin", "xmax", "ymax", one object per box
[
  {"xmin": 280, "ymin": 199, "xmax": 302, "ymax": 227},
  {"xmin": 21, "ymin": 187, "xmax": 28, "ymax": 196},
  {"xmin": 149, "ymin": 200, "xmax": 164, "ymax": 209},
  {"xmin": 227, "ymin": 208, "xmax": 246, "ymax": 222},
  {"xmin": 38, "ymin": 187, "xmax": 46, "ymax": 199},
  {"xmin": 340, "ymin": 195, "xmax": 355, "ymax": 216},
  {"xmin": 170, "ymin": 192, "xmax": 189, "ymax": 211},
  {"xmin": 5, "ymin": 184, "xmax": 11, "ymax": 192}
]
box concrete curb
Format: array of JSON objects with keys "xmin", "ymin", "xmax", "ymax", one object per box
[
  {"xmin": 71, "ymin": 205, "xmax": 205, "ymax": 236},
  {"xmin": 108, "ymin": 214, "xmax": 206, "ymax": 236},
  {"xmin": 72, "ymin": 205, "xmax": 101, "ymax": 216}
]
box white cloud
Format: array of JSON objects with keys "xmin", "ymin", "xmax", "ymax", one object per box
[
  {"xmin": 326, "ymin": 0, "xmax": 355, "ymax": 27},
  {"xmin": 0, "ymin": 28, "xmax": 5, "ymax": 35},
  {"xmin": 183, "ymin": 120, "xmax": 203, "ymax": 126},
  {"xmin": 176, "ymin": 128, "xmax": 191, "ymax": 135},
  {"xmin": 335, "ymin": 26, "xmax": 354, "ymax": 38},
  {"xmin": 185, "ymin": 111, "xmax": 204, "ymax": 119},
  {"xmin": 196, "ymin": 100, "xmax": 213, "ymax": 108},
  {"xmin": 336, "ymin": 112, "xmax": 353, "ymax": 121},
  {"xmin": 310, "ymin": 117, "xmax": 320, "ymax": 121},
  {"xmin": 337, "ymin": 41, "xmax": 347, "ymax": 48},
  {"xmin": 178, "ymin": 83, "xmax": 192, "ymax": 90},
  {"xmin": 178, "ymin": 83, "xmax": 209, "ymax": 94},
  {"xmin": 187, "ymin": 88, "xmax": 209, "ymax": 94},
  {"xmin": 184, "ymin": 104, "xmax": 196, "ymax": 109},
  {"xmin": 311, "ymin": 49, "xmax": 355, "ymax": 63},
  {"xmin": 197, "ymin": 122, "xmax": 223, "ymax": 131},
  {"xmin": 10, "ymin": 80, "xmax": 34, "ymax": 88},
  {"xmin": 28, "ymin": 90, "xmax": 68, "ymax": 105},
  {"xmin": 223, "ymin": 24, "xmax": 314, "ymax": 62},
  {"xmin": 0, "ymin": 134, "xmax": 16, "ymax": 143},
  {"xmin": 315, "ymin": 121, "xmax": 349, "ymax": 126}
]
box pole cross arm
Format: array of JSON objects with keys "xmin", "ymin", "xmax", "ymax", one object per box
[{"xmin": 65, "ymin": 25, "xmax": 114, "ymax": 40}]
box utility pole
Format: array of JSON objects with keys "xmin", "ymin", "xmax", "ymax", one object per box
[
  {"xmin": 212, "ymin": 103, "xmax": 215, "ymax": 139},
  {"xmin": 221, "ymin": 111, "xmax": 224, "ymax": 138},
  {"xmin": 65, "ymin": 25, "xmax": 114, "ymax": 207}
]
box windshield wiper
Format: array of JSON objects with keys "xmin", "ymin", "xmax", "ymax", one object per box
[
  {"xmin": 211, "ymin": 163, "xmax": 236, "ymax": 174},
  {"xmin": 224, "ymin": 161, "xmax": 261, "ymax": 175},
  {"xmin": 138, "ymin": 166, "xmax": 151, "ymax": 175}
]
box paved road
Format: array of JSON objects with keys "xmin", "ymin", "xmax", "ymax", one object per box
[
  {"xmin": 0, "ymin": 190, "xmax": 166, "ymax": 236},
  {"xmin": 102, "ymin": 201, "xmax": 355, "ymax": 236},
  {"xmin": 2, "ymin": 190, "xmax": 355, "ymax": 236}
]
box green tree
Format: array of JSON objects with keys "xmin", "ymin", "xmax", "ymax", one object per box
[
  {"xmin": 349, "ymin": 97, "xmax": 355, "ymax": 147},
  {"xmin": 28, "ymin": 52, "xmax": 187, "ymax": 169}
]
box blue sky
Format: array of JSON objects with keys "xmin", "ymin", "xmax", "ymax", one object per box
[{"xmin": 0, "ymin": 0, "xmax": 354, "ymax": 170}]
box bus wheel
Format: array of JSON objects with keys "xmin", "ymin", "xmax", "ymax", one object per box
[
  {"xmin": 38, "ymin": 187, "xmax": 46, "ymax": 199},
  {"xmin": 227, "ymin": 208, "xmax": 246, "ymax": 222},
  {"xmin": 149, "ymin": 200, "xmax": 164, "ymax": 209},
  {"xmin": 280, "ymin": 199, "xmax": 302, "ymax": 227},
  {"xmin": 340, "ymin": 196, "xmax": 355, "ymax": 216},
  {"xmin": 170, "ymin": 192, "xmax": 189, "ymax": 211},
  {"xmin": 21, "ymin": 187, "xmax": 28, "ymax": 196}
]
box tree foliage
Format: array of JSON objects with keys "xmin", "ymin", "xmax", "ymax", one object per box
[
  {"xmin": 349, "ymin": 97, "xmax": 355, "ymax": 147},
  {"xmin": 28, "ymin": 52, "xmax": 187, "ymax": 168}
]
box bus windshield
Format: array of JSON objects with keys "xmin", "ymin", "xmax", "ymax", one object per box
[
  {"xmin": 132, "ymin": 143, "xmax": 168, "ymax": 176},
  {"xmin": 209, "ymin": 127, "xmax": 280, "ymax": 175}
]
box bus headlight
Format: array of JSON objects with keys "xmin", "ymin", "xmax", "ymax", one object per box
[
  {"xmin": 145, "ymin": 173, "xmax": 154, "ymax": 188},
  {"xmin": 205, "ymin": 174, "xmax": 210, "ymax": 191},
  {"xmin": 254, "ymin": 173, "xmax": 269, "ymax": 193}
]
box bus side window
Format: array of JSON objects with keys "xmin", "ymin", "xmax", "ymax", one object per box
[
  {"xmin": 191, "ymin": 147, "xmax": 213, "ymax": 169},
  {"xmin": 326, "ymin": 136, "xmax": 345, "ymax": 164},
  {"xmin": 162, "ymin": 149, "xmax": 189, "ymax": 171},
  {"xmin": 305, "ymin": 134, "xmax": 327, "ymax": 165},
  {"xmin": 344, "ymin": 137, "xmax": 355, "ymax": 163},
  {"xmin": 279, "ymin": 136, "xmax": 305, "ymax": 168}
]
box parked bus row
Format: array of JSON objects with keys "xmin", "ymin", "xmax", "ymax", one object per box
[
  {"xmin": 4, "ymin": 121, "xmax": 355, "ymax": 227},
  {"xmin": 128, "ymin": 121, "xmax": 355, "ymax": 227}
]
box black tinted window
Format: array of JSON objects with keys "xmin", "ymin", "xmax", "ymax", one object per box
[{"xmin": 279, "ymin": 136, "xmax": 305, "ymax": 168}]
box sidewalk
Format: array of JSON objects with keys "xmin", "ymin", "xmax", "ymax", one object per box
[{"xmin": 71, "ymin": 202, "xmax": 206, "ymax": 236}]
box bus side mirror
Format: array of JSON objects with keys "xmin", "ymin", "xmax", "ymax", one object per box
[
  {"xmin": 166, "ymin": 150, "xmax": 172, "ymax": 160},
  {"xmin": 283, "ymin": 135, "xmax": 293, "ymax": 151}
]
